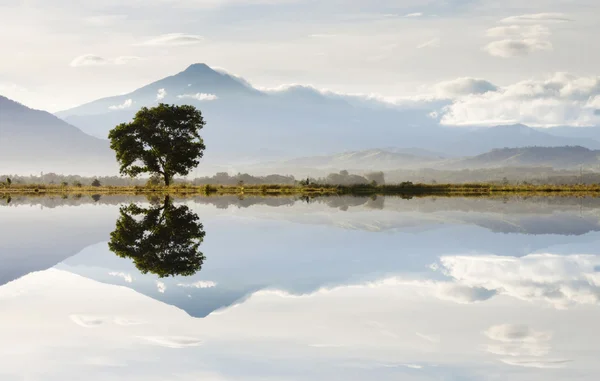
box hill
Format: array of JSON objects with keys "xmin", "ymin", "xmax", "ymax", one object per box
[
  {"xmin": 257, "ymin": 148, "xmax": 441, "ymax": 172},
  {"xmin": 0, "ymin": 95, "xmax": 116, "ymax": 175},
  {"xmin": 438, "ymin": 124, "xmax": 599, "ymax": 156},
  {"xmin": 446, "ymin": 146, "xmax": 600, "ymax": 169}
]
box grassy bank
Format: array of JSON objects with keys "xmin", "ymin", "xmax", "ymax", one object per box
[{"xmin": 3, "ymin": 182, "xmax": 600, "ymax": 197}]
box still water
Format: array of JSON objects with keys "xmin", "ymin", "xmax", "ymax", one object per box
[{"xmin": 1, "ymin": 195, "xmax": 600, "ymax": 380}]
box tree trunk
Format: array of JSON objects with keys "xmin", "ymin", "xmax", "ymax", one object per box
[{"xmin": 164, "ymin": 174, "xmax": 171, "ymax": 186}]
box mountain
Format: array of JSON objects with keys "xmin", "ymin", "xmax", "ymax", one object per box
[
  {"xmin": 53, "ymin": 64, "xmax": 455, "ymax": 161},
  {"xmin": 56, "ymin": 63, "xmax": 262, "ymax": 119},
  {"xmin": 244, "ymin": 145, "xmax": 600, "ymax": 177},
  {"xmin": 0, "ymin": 95, "xmax": 116, "ymax": 175},
  {"xmin": 438, "ymin": 124, "xmax": 600, "ymax": 156},
  {"xmin": 534, "ymin": 126, "xmax": 600, "ymax": 142},
  {"xmin": 48, "ymin": 63, "xmax": 600, "ymax": 167},
  {"xmin": 272, "ymin": 148, "xmax": 441, "ymax": 171},
  {"xmin": 447, "ymin": 146, "xmax": 600, "ymax": 169}
]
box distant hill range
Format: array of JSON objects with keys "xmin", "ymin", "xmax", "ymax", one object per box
[
  {"xmin": 55, "ymin": 63, "xmax": 600, "ymax": 161},
  {"xmin": 446, "ymin": 146, "xmax": 600, "ymax": 170},
  {"xmin": 0, "ymin": 96, "xmax": 116, "ymax": 175},
  {"xmin": 249, "ymin": 146, "xmax": 600, "ymax": 175},
  {"xmin": 3, "ymin": 62, "xmax": 600, "ymax": 176}
]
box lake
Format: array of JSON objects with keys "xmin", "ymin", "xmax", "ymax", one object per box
[{"xmin": 1, "ymin": 194, "xmax": 600, "ymax": 380}]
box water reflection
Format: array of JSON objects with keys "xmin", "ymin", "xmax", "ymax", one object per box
[
  {"xmin": 108, "ymin": 195, "xmax": 206, "ymax": 278},
  {"xmin": 2, "ymin": 196, "xmax": 600, "ymax": 380}
]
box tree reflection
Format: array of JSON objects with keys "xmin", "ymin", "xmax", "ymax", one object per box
[{"xmin": 108, "ymin": 196, "xmax": 206, "ymax": 277}]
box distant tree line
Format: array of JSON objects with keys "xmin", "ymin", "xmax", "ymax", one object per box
[{"xmin": 0, "ymin": 170, "xmax": 385, "ymax": 187}]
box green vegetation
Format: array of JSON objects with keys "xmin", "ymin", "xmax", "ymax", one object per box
[{"xmin": 108, "ymin": 103, "xmax": 206, "ymax": 186}]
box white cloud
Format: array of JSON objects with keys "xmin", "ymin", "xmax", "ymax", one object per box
[
  {"xmin": 108, "ymin": 99, "xmax": 133, "ymax": 110},
  {"xmin": 500, "ymin": 13, "xmax": 571, "ymax": 24},
  {"xmin": 405, "ymin": 12, "xmax": 423, "ymax": 18},
  {"xmin": 157, "ymin": 281, "xmax": 166, "ymax": 293},
  {"xmin": 485, "ymin": 324, "xmax": 552, "ymax": 343},
  {"xmin": 434, "ymin": 77, "xmax": 498, "ymax": 98},
  {"xmin": 138, "ymin": 336, "xmax": 202, "ymax": 348},
  {"xmin": 108, "ymin": 272, "xmax": 133, "ymax": 283},
  {"xmin": 485, "ymin": 16, "xmax": 557, "ymax": 59},
  {"xmin": 499, "ymin": 358, "xmax": 572, "ymax": 368},
  {"xmin": 177, "ymin": 93, "xmax": 218, "ymax": 101},
  {"xmin": 434, "ymin": 283, "xmax": 496, "ymax": 303},
  {"xmin": 483, "ymin": 38, "xmax": 552, "ymax": 58},
  {"xmin": 486, "ymin": 24, "xmax": 550, "ymax": 39},
  {"xmin": 438, "ymin": 72, "xmax": 600, "ymax": 127},
  {"xmin": 156, "ymin": 88, "xmax": 167, "ymax": 101},
  {"xmin": 177, "ymin": 280, "xmax": 217, "ymax": 288},
  {"xmin": 70, "ymin": 314, "xmax": 107, "ymax": 328},
  {"xmin": 435, "ymin": 253, "xmax": 600, "ymax": 308},
  {"xmin": 483, "ymin": 324, "xmax": 570, "ymax": 367},
  {"xmin": 138, "ymin": 33, "xmax": 204, "ymax": 46},
  {"xmin": 70, "ymin": 54, "xmax": 141, "ymax": 67},
  {"xmin": 417, "ymin": 37, "xmax": 440, "ymax": 49},
  {"xmin": 70, "ymin": 54, "xmax": 108, "ymax": 67}
]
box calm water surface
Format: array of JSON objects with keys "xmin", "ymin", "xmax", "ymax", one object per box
[{"xmin": 1, "ymin": 195, "xmax": 600, "ymax": 380}]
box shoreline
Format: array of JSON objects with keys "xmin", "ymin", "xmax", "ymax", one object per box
[{"xmin": 3, "ymin": 183, "xmax": 600, "ymax": 197}]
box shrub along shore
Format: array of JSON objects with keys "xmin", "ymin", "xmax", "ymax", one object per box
[{"xmin": 3, "ymin": 182, "xmax": 600, "ymax": 197}]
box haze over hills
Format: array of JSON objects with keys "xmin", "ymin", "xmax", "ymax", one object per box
[
  {"xmin": 446, "ymin": 146, "xmax": 600, "ymax": 170},
  {"xmin": 56, "ymin": 63, "xmax": 600, "ymax": 162},
  {"xmin": 244, "ymin": 146, "xmax": 600, "ymax": 177},
  {"xmin": 0, "ymin": 96, "xmax": 116, "ymax": 175},
  {"xmin": 3, "ymin": 63, "xmax": 600, "ymax": 177}
]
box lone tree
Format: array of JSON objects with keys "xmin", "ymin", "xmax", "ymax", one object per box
[
  {"xmin": 108, "ymin": 196, "xmax": 206, "ymax": 277},
  {"xmin": 108, "ymin": 104, "xmax": 206, "ymax": 186}
]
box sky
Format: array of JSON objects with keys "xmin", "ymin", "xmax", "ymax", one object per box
[{"xmin": 0, "ymin": 0, "xmax": 599, "ymax": 125}]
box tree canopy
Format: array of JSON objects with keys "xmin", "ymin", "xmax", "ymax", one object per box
[
  {"xmin": 108, "ymin": 196, "xmax": 206, "ymax": 277},
  {"xmin": 108, "ymin": 103, "xmax": 206, "ymax": 185}
]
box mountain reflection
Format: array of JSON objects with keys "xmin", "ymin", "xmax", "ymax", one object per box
[{"xmin": 108, "ymin": 195, "xmax": 206, "ymax": 277}]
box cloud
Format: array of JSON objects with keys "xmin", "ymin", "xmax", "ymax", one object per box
[
  {"xmin": 138, "ymin": 33, "xmax": 204, "ymax": 46},
  {"xmin": 70, "ymin": 54, "xmax": 141, "ymax": 67},
  {"xmin": 434, "ymin": 283, "xmax": 496, "ymax": 303},
  {"xmin": 177, "ymin": 280, "xmax": 217, "ymax": 288},
  {"xmin": 438, "ymin": 72, "xmax": 600, "ymax": 127},
  {"xmin": 157, "ymin": 281, "xmax": 166, "ymax": 293},
  {"xmin": 108, "ymin": 99, "xmax": 133, "ymax": 110},
  {"xmin": 483, "ymin": 39, "xmax": 552, "ymax": 58},
  {"xmin": 483, "ymin": 324, "xmax": 567, "ymax": 367},
  {"xmin": 500, "ymin": 13, "xmax": 571, "ymax": 24},
  {"xmin": 138, "ymin": 336, "xmax": 202, "ymax": 348},
  {"xmin": 70, "ymin": 54, "xmax": 108, "ymax": 67},
  {"xmin": 70, "ymin": 314, "xmax": 107, "ymax": 328},
  {"xmin": 405, "ymin": 12, "xmax": 423, "ymax": 17},
  {"xmin": 156, "ymin": 88, "xmax": 167, "ymax": 101},
  {"xmin": 434, "ymin": 77, "xmax": 498, "ymax": 98},
  {"xmin": 108, "ymin": 272, "xmax": 133, "ymax": 283},
  {"xmin": 486, "ymin": 24, "xmax": 550, "ymax": 39},
  {"xmin": 485, "ymin": 324, "xmax": 552, "ymax": 343},
  {"xmin": 499, "ymin": 358, "xmax": 572, "ymax": 368},
  {"xmin": 434, "ymin": 253, "xmax": 600, "ymax": 307},
  {"xmin": 177, "ymin": 93, "xmax": 218, "ymax": 101},
  {"xmin": 485, "ymin": 16, "xmax": 557, "ymax": 59},
  {"xmin": 417, "ymin": 38, "xmax": 440, "ymax": 49}
]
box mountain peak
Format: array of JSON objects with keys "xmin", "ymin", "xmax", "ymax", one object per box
[{"xmin": 183, "ymin": 63, "xmax": 214, "ymax": 73}]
